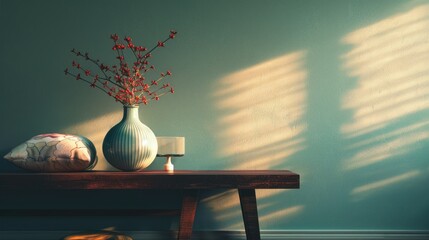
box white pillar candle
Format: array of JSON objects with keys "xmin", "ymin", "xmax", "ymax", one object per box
[{"xmin": 156, "ymin": 137, "xmax": 185, "ymax": 156}]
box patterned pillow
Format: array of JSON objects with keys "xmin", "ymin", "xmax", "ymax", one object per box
[{"xmin": 3, "ymin": 133, "xmax": 97, "ymax": 172}]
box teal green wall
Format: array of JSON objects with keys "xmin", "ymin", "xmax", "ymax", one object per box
[{"xmin": 1, "ymin": 0, "xmax": 429, "ymax": 232}]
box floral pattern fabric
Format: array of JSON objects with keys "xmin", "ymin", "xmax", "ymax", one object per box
[{"xmin": 4, "ymin": 133, "xmax": 97, "ymax": 172}]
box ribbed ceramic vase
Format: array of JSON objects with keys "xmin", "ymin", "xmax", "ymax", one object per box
[{"xmin": 102, "ymin": 105, "xmax": 158, "ymax": 171}]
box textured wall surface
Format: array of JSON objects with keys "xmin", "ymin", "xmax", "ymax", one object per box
[{"xmin": 1, "ymin": 0, "xmax": 429, "ymax": 232}]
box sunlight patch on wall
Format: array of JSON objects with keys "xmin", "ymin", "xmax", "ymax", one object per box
[
  {"xmin": 258, "ymin": 205, "xmax": 304, "ymax": 226},
  {"xmin": 228, "ymin": 204, "xmax": 304, "ymax": 230},
  {"xmin": 344, "ymin": 120, "xmax": 429, "ymax": 170},
  {"xmin": 201, "ymin": 190, "xmax": 242, "ymax": 225},
  {"xmin": 211, "ymin": 52, "xmax": 307, "ymax": 228},
  {"xmin": 351, "ymin": 170, "xmax": 420, "ymax": 196},
  {"xmin": 61, "ymin": 111, "xmax": 122, "ymax": 170},
  {"xmin": 201, "ymin": 190, "xmax": 240, "ymax": 213},
  {"xmin": 214, "ymin": 51, "xmax": 308, "ymax": 170},
  {"xmin": 341, "ymin": 5, "xmax": 429, "ymax": 199},
  {"xmin": 201, "ymin": 189, "xmax": 288, "ymax": 224},
  {"xmin": 341, "ymin": 4, "xmax": 429, "ymax": 166}
]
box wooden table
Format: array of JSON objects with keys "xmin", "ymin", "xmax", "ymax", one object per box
[{"xmin": 0, "ymin": 170, "xmax": 300, "ymax": 240}]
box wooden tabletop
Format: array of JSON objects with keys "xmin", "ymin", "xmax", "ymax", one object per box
[
  {"xmin": 0, "ymin": 170, "xmax": 300, "ymax": 240},
  {"xmin": 0, "ymin": 170, "xmax": 300, "ymax": 190}
]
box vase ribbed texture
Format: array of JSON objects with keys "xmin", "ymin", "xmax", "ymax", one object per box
[{"xmin": 102, "ymin": 105, "xmax": 158, "ymax": 171}]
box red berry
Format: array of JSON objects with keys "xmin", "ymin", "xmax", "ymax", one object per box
[{"xmin": 110, "ymin": 34, "xmax": 119, "ymax": 41}]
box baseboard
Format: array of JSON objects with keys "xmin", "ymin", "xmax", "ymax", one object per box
[
  {"xmin": 1, "ymin": 230, "xmax": 428, "ymax": 240},
  {"xmin": 257, "ymin": 230, "xmax": 429, "ymax": 239}
]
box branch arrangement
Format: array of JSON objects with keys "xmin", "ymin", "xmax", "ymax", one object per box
[{"xmin": 64, "ymin": 31, "xmax": 177, "ymax": 106}]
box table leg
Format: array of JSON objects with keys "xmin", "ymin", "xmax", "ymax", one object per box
[
  {"xmin": 177, "ymin": 190, "xmax": 199, "ymax": 240},
  {"xmin": 238, "ymin": 189, "xmax": 261, "ymax": 240}
]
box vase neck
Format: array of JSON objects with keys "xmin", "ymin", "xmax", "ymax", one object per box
[{"xmin": 122, "ymin": 105, "xmax": 140, "ymax": 121}]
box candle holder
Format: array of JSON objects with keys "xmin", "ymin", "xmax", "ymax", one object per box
[
  {"xmin": 156, "ymin": 137, "xmax": 185, "ymax": 172},
  {"xmin": 157, "ymin": 154, "xmax": 184, "ymax": 171}
]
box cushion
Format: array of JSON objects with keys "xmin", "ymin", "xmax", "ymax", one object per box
[
  {"xmin": 3, "ymin": 133, "xmax": 97, "ymax": 172},
  {"xmin": 62, "ymin": 230, "xmax": 133, "ymax": 240}
]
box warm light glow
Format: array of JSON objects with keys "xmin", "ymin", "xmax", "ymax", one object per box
[
  {"xmin": 351, "ymin": 170, "xmax": 420, "ymax": 196},
  {"xmin": 201, "ymin": 189, "xmax": 287, "ymax": 223},
  {"xmin": 214, "ymin": 51, "xmax": 308, "ymax": 170},
  {"xmin": 202, "ymin": 192, "xmax": 295, "ymax": 229},
  {"xmin": 344, "ymin": 120, "xmax": 429, "ymax": 170},
  {"xmin": 61, "ymin": 111, "xmax": 122, "ymax": 170},
  {"xmin": 258, "ymin": 205, "xmax": 304, "ymax": 225},
  {"xmin": 341, "ymin": 4, "xmax": 429, "ymax": 172},
  {"xmin": 228, "ymin": 204, "xmax": 304, "ymax": 230},
  {"xmin": 201, "ymin": 190, "xmax": 243, "ymax": 226},
  {"xmin": 343, "ymin": 5, "xmax": 429, "ymax": 54},
  {"xmin": 341, "ymin": 5, "xmax": 429, "ymax": 199},
  {"xmin": 201, "ymin": 190, "xmax": 239, "ymax": 212},
  {"xmin": 211, "ymin": 52, "xmax": 307, "ymax": 228}
]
